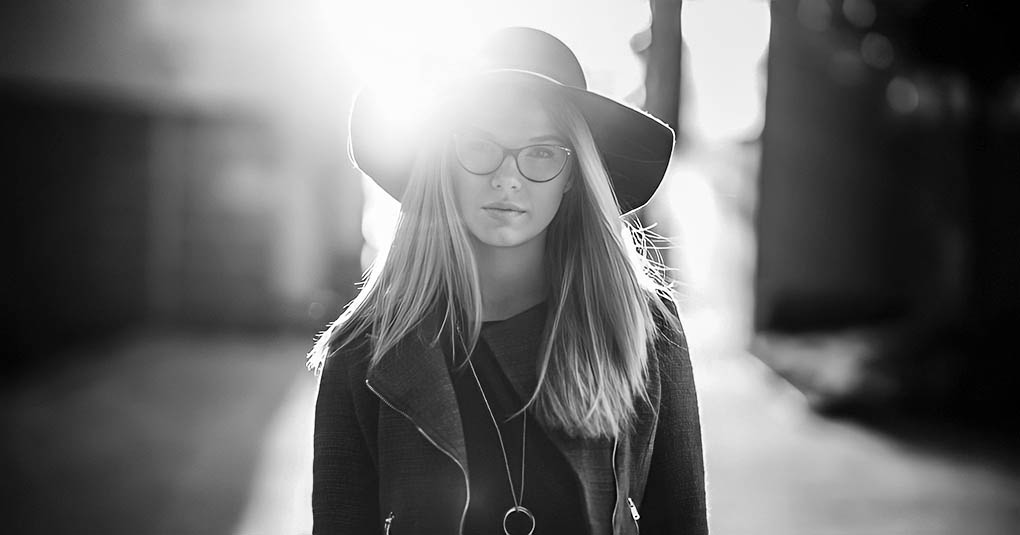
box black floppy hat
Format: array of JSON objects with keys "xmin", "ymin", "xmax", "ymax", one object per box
[{"xmin": 348, "ymin": 26, "xmax": 675, "ymax": 215}]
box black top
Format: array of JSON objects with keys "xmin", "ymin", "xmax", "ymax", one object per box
[{"xmin": 443, "ymin": 301, "xmax": 582, "ymax": 535}]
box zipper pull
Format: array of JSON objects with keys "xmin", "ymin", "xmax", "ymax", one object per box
[
  {"xmin": 628, "ymin": 497, "xmax": 640, "ymax": 522},
  {"xmin": 384, "ymin": 511, "xmax": 395, "ymax": 534}
]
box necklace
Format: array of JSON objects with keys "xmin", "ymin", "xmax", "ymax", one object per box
[{"xmin": 467, "ymin": 359, "xmax": 535, "ymax": 535}]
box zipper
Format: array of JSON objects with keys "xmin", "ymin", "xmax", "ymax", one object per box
[
  {"xmin": 366, "ymin": 379, "xmax": 470, "ymax": 535},
  {"xmin": 611, "ymin": 436, "xmax": 620, "ymax": 533},
  {"xmin": 628, "ymin": 497, "xmax": 641, "ymax": 532},
  {"xmin": 383, "ymin": 511, "xmax": 395, "ymax": 535}
]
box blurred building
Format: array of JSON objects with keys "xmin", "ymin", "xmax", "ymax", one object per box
[
  {"xmin": 3, "ymin": 2, "xmax": 364, "ymax": 371},
  {"xmin": 752, "ymin": 0, "xmax": 1020, "ymax": 429}
]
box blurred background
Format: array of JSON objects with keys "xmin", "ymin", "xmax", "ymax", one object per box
[{"xmin": 3, "ymin": 1, "xmax": 1019, "ymax": 534}]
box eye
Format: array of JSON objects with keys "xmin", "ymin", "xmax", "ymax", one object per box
[
  {"xmin": 523, "ymin": 146, "xmax": 557, "ymax": 159},
  {"xmin": 461, "ymin": 136, "xmax": 492, "ymax": 151},
  {"xmin": 454, "ymin": 133, "xmax": 504, "ymax": 174},
  {"xmin": 455, "ymin": 134, "xmax": 499, "ymax": 155}
]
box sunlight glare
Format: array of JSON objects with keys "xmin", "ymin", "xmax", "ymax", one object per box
[{"xmin": 682, "ymin": 0, "xmax": 771, "ymax": 141}]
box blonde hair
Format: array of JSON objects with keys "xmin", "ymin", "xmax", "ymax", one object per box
[{"xmin": 308, "ymin": 89, "xmax": 681, "ymax": 439}]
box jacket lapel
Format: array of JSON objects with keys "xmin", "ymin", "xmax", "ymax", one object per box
[
  {"xmin": 365, "ymin": 317, "xmax": 468, "ymax": 469},
  {"xmin": 364, "ymin": 302, "xmax": 551, "ymax": 475}
]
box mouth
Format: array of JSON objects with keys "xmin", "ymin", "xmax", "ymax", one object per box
[
  {"xmin": 482, "ymin": 206, "xmax": 526, "ymax": 219},
  {"xmin": 482, "ymin": 201, "xmax": 526, "ymax": 214}
]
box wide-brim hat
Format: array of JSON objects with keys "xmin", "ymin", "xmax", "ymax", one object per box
[{"xmin": 348, "ymin": 26, "xmax": 675, "ymax": 215}]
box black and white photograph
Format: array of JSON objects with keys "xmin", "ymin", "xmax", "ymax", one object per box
[{"xmin": 3, "ymin": 1, "xmax": 1019, "ymax": 534}]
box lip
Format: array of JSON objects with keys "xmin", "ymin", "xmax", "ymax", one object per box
[{"xmin": 482, "ymin": 201, "xmax": 526, "ymax": 212}]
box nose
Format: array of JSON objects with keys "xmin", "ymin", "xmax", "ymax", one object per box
[{"xmin": 490, "ymin": 154, "xmax": 523, "ymax": 191}]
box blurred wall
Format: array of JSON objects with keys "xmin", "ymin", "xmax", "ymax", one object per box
[
  {"xmin": 754, "ymin": 0, "xmax": 1020, "ymax": 421},
  {"xmin": 3, "ymin": 2, "xmax": 364, "ymax": 367},
  {"xmin": 8, "ymin": 86, "xmax": 154, "ymax": 360}
]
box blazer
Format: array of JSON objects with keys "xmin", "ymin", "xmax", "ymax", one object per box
[{"xmin": 312, "ymin": 302, "xmax": 708, "ymax": 535}]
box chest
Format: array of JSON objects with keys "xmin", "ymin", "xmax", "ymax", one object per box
[{"xmin": 364, "ymin": 381, "xmax": 654, "ymax": 535}]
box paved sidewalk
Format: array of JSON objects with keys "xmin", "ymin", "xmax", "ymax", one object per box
[
  {"xmin": 689, "ymin": 329, "xmax": 1020, "ymax": 535},
  {"xmin": 0, "ymin": 329, "xmax": 314, "ymax": 535}
]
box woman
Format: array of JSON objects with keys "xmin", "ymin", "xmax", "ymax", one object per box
[{"xmin": 310, "ymin": 27, "xmax": 708, "ymax": 535}]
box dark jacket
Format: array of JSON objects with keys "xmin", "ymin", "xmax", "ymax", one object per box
[{"xmin": 312, "ymin": 303, "xmax": 708, "ymax": 535}]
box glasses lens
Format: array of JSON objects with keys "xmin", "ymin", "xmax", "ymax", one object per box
[
  {"xmin": 454, "ymin": 135, "xmax": 502, "ymax": 175},
  {"xmin": 518, "ymin": 145, "xmax": 569, "ymax": 182}
]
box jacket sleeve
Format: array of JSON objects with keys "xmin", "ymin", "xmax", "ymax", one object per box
[
  {"xmin": 638, "ymin": 315, "xmax": 710, "ymax": 534},
  {"xmin": 312, "ymin": 346, "xmax": 381, "ymax": 534}
]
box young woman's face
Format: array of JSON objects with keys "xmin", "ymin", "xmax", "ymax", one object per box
[{"xmin": 449, "ymin": 91, "xmax": 573, "ymax": 250}]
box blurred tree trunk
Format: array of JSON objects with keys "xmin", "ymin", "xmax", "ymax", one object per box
[{"xmin": 642, "ymin": 0, "xmax": 683, "ymax": 136}]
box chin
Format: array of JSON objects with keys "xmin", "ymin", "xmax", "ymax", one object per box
[
  {"xmin": 475, "ymin": 232, "xmax": 531, "ymax": 248},
  {"xmin": 468, "ymin": 225, "xmax": 540, "ymax": 249}
]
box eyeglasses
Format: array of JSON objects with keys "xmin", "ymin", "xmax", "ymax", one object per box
[{"xmin": 452, "ymin": 132, "xmax": 574, "ymax": 183}]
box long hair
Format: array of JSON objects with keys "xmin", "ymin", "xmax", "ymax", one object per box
[{"xmin": 308, "ymin": 87, "xmax": 681, "ymax": 439}]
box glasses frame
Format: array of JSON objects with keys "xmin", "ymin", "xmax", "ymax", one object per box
[{"xmin": 452, "ymin": 132, "xmax": 574, "ymax": 183}]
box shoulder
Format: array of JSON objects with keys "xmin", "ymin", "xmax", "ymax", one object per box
[
  {"xmin": 649, "ymin": 293, "xmax": 688, "ymax": 354},
  {"xmin": 646, "ymin": 294, "xmax": 694, "ymax": 394},
  {"xmin": 318, "ymin": 329, "xmax": 374, "ymax": 387}
]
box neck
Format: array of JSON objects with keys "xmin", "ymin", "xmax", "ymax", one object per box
[{"xmin": 474, "ymin": 233, "xmax": 548, "ymax": 321}]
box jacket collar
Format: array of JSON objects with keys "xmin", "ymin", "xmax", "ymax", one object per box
[
  {"xmin": 364, "ymin": 301, "xmax": 549, "ymax": 468},
  {"xmin": 364, "ymin": 320, "xmax": 467, "ymax": 463}
]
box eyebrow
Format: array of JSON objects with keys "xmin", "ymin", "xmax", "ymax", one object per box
[
  {"xmin": 460, "ymin": 127, "xmax": 569, "ymax": 147},
  {"xmin": 529, "ymin": 134, "xmax": 568, "ymax": 145}
]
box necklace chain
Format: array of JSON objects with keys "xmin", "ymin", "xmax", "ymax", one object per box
[{"xmin": 466, "ymin": 358, "xmax": 527, "ymax": 507}]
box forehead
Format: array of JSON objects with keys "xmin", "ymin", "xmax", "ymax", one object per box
[{"xmin": 457, "ymin": 89, "xmax": 563, "ymax": 145}]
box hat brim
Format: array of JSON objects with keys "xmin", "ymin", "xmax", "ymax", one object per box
[{"xmin": 348, "ymin": 70, "xmax": 675, "ymax": 215}]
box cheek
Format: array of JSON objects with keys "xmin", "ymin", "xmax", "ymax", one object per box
[{"xmin": 533, "ymin": 185, "xmax": 568, "ymax": 224}]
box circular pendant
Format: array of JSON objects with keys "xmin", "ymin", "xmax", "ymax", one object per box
[{"xmin": 503, "ymin": 505, "xmax": 536, "ymax": 535}]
